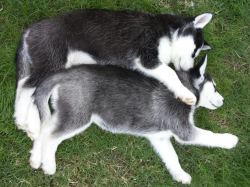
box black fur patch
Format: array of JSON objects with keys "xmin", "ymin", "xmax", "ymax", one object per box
[{"xmin": 17, "ymin": 9, "xmax": 208, "ymax": 87}]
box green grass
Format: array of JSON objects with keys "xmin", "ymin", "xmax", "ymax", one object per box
[{"xmin": 0, "ymin": 0, "xmax": 250, "ymax": 186}]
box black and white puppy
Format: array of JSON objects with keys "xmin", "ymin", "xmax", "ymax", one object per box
[
  {"xmin": 29, "ymin": 56, "xmax": 238, "ymax": 184},
  {"xmin": 14, "ymin": 9, "xmax": 212, "ymax": 136}
]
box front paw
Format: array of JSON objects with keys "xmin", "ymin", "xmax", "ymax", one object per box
[
  {"xmin": 177, "ymin": 89, "xmax": 197, "ymax": 106},
  {"xmin": 42, "ymin": 161, "xmax": 56, "ymax": 175},
  {"xmin": 14, "ymin": 113, "xmax": 28, "ymax": 131},
  {"xmin": 29, "ymin": 150, "xmax": 42, "ymax": 169},
  {"xmin": 220, "ymin": 134, "xmax": 238, "ymax": 149},
  {"xmin": 173, "ymin": 171, "xmax": 192, "ymax": 185}
]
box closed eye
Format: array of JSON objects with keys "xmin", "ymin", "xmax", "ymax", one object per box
[{"xmin": 209, "ymin": 101, "xmax": 218, "ymax": 108}]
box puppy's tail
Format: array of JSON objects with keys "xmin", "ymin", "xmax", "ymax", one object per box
[{"xmin": 33, "ymin": 72, "xmax": 68, "ymax": 124}]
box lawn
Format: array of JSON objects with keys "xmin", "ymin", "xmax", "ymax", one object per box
[{"xmin": 0, "ymin": 0, "xmax": 250, "ymax": 186}]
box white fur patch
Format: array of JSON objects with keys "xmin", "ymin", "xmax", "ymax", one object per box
[
  {"xmin": 157, "ymin": 33, "xmax": 197, "ymax": 72},
  {"xmin": 199, "ymin": 55, "xmax": 207, "ymax": 75},
  {"xmin": 188, "ymin": 107, "xmax": 195, "ymax": 125},
  {"xmin": 14, "ymin": 77, "xmax": 36, "ymax": 130},
  {"xmin": 22, "ymin": 29, "xmax": 32, "ymax": 65},
  {"xmin": 14, "ymin": 77, "xmax": 41, "ymax": 140},
  {"xmin": 198, "ymin": 81, "xmax": 224, "ymax": 110},
  {"xmin": 175, "ymin": 127, "xmax": 238, "ymax": 149},
  {"xmin": 14, "ymin": 77, "xmax": 28, "ymax": 112},
  {"xmin": 29, "ymin": 114, "xmax": 58, "ymax": 170},
  {"xmin": 50, "ymin": 85, "xmax": 60, "ymax": 110},
  {"xmin": 171, "ymin": 33, "xmax": 195, "ymax": 71},
  {"xmin": 157, "ymin": 35, "xmax": 195, "ymax": 71},
  {"xmin": 92, "ymin": 114, "xmax": 143, "ymax": 136},
  {"xmin": 145, "ymin": 130, "xmax": 173, "ymax": 140},
  {"xmin": 26, "ymin": 99, "xmax": 41, "ymax": 140},
  {"xmin": 65, "ymin": 50, "xmax": 97, "ymax": 68},
  {"xmin": 147, "ymin": 131, "xmax": 192, "ymax": 184},
  {"xmin": 158, "ymin": 37, "xmax": 172, "ymax": 65},
  {"xmin": 194, "ymin": 76, "xmax": 204, "ymax": 90}
]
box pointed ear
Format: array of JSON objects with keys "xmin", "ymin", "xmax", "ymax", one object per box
[
  {"xmin": 193, "ymin": 13, "xmax": 213, "ymax": 29},
  {"xmin": 201, "ymin": 44, "xmax": 211, "ymax": 51},
  {"xmin": 201, "ymin": 40, "xmax": 211, "ymax": 51},
  {"xmin": 199, "ymin": 55, "xmax": 207, "ymax": 76}
]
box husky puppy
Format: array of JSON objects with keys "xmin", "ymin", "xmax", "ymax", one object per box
[
  {"xmin": 14, "ymin": 9, "xmax": 212, "ymax": 138},
  {"xmin": 30, "ymin": 56, "xmax": 238, "ymax": 184}
]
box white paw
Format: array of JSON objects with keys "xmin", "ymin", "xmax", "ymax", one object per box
[
  {"xmin": 29, "ymin": 151, "xmax": 42, "ymax": 169},
  {"xmin": 14, "ymin": 113, "xmax": 28, "ymax": 131},
  {"xmin": 177, "ymin": 88, "xmax": 197, "ymax": 106},
  {"xmin": 220, "ymin": 134, "xmax": 238, "ymax": 149},
  {"xmin": 173, "ymin": 171, "xmax": 192, "ymax": 185},
  {"xmin": 42, "ymin": 161, "xmax": 56, "ymax": 175}
]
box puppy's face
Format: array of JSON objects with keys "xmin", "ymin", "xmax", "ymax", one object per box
[
  {"xmin": 198, "ymin": 80, "xmax": 224, "ymax": 110},
  {"xmin": 171, "ymin": 13, "xmax": 212, "ymax": 71},
  {"xmin": 190, "ymin": 55, "xmax": 224, "ymax": 110}
]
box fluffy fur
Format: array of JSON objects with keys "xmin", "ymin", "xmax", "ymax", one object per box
[
  {"xmin": 14, "ymin": 9, "xmax": 212, "ymax": 133},
  {"xmin": 29, "ymin": 56, "xmax": 237, "ymax": 184}
]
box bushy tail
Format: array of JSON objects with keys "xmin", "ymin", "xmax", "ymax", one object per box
[
  {"xmin": 33, "ymin": 72, "xmax": 67, "ymax": 123},
  {"xmin": 15, "ymin": 30, "xmax": 32, "ymax": 85}
]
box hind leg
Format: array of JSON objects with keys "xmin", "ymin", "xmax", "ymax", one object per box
[
  {"xmin": 26, "ymin": 99, "xmax": 41, "ymax": 140},
  {"xmin": 41, "ymin": 123, "xmax": 92, "ymax": 175},
  {"xmin": 30, "ymin": 114, "xmax": 91, "ymax": 175},
  {"xmin": 29, "ymin": 134, "xmax": 43, "ymax": 169},
  {"xmin": 29, "ymin": 114, "xmax": 58, "ymax": 170},
  {"xmin": 14, "ymin": 77, "xmax": 38, "ymax": 134},
  {"xmin": 14, "ymin": 77, "xmax": 33, "ymax": 129},
  {"xmin": 14, "ymin": 77, "xmax": 44, "ymax": 141}
]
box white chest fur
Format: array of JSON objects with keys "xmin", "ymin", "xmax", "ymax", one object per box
[{"xmin": 65, "ymin": 50, "xmax": 97, "ymax": 68}]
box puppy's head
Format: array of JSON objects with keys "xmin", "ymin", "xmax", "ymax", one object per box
[
  {"xmin": 190, "ymin": 55, "xmax": 224, "ymax": 110},
  {"xmin": 171, "ymin": 13, "xmax": 212, "ymax": 71}
]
